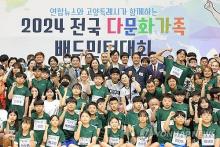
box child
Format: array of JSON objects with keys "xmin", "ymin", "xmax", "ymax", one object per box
[
  {"xmin": 128, "ymin": 110, "xmax": 159, "ymax": 147},
  {"xmin": 14, "ymin": 117, "xmax": 36, "ymax": 147},
  {"xmin": 31, "ymin": 66, "xmax": 52, "ymax": 96},
  {"xmin": 2, "ymin": 109, "xmax": 19, "ymax": 147},
  {"xmin": 89, "ymin": 73, "xmax": 109, "ymax": 103},
  {"xmin": 152, "ymin": 93, "xmax": 175, "ymax": 145},
  {"xmin": 72, "ymin": 83, "xmax": 87, "ymax": 115},
  {"xmin": 100, "ymin": 117, "xmax": 125, "ymax": 147},
  {"xmin": 173, "ymin": 89, "xmax": 191, "ymax": 126},
  {"xmin": 8, "ymin": 72, "xmax": 30, "ymax": 120},
  {"xmin": 59, "ymin": 98, "xmax": 79, "ymax": 146},
  {"xmin": 43, "ymin": 115, "xmax": 65, "ymax": 147},
  {"xmin": 28, "ymin": 86, "xmax": 40, "ymax": 115},
  {"xmin": 31, "ymin": 99, "xmax": 50, "ymax": 147},
  {"xmin": 105, "ymin": 68, "xmax": 123, "ymax": 99},
  {"xmin": 87, "ymin": 102, "xmax": 102, "ymax": 138},
  {"xmin": 163, "ymin": 111, "xmax": 191, "ymax": 147},
  {"xmin": 192, "ymin": 108, "xmax": 220, "ymax": 147},
  {"xmin": 127, "ymin": 96, "xmax": 143, "ymax": 128},
  {"xmin": 74, "ymin": 111, "xmax": 99, "ymax": 147},
  {"xmin": 44, "ymin": 87, "xmax": 62, "ymax": 116},
  {"xmin": 189, "ymin": 90, "xmax": 201, "ymax": 117},
  {"xmin": 107, "ymin": 97, "xmax": 127, "ymax": 130}
]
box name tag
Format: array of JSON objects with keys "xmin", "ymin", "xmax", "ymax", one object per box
[
  {"xmin": 139, "ymin": 72, "xmax": 143, "ymax": 76},
  {"xmin": 161, "ymin": 120, "xmax": 174, "ymax": 132},
  {"xmin": 63, "ymin": 119, "xmax": 77, "ymax": 131},
  {"xmin": 109, "ymin": 137, "xmax": 120, "ymax": 146},
  {"xmin": 78, "ymin": 137, "xmax": 91, "ymax": 145},
  {"xmin": 202, "ymin": 134, "xmax": 215, "ymax": 146},
  {"xmin": 213, "ymin": 108, "xmax": 220, "ymax": 113},
  {"xmin": 34, "ymin": 120, "xmax": 46, "ymax": 130},
  {"xmin": 46, "ymin": 135, "xmax": 59, "ymax": 147},
  {"xmin": 172, "ymin": 132, "xmax": 186, "ymax": 146},
  {"xmin": 170, "ymin": 66, "xmax": 183, "ymax": 78},
  {"xmin": 20, "ymin": 138, "xmax": 30, "ymax": 147},
  {"xmin": 75, "ymin": 110, "xmax": 81, "ymax": 115},
  {"xmin": 136, "ymin": 137, "xmax": 148, "ymax": 147},
  {"xmin": 12, "ymin": 95, "xmax": 25, "ymax": 106},
  {"xmin": 92, "ymin": 95, "xmax": 102, "ymax": 102}
]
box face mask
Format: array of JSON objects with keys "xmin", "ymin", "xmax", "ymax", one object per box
[
  {"xmin": 61, "ymin": 81, "xmax": 69, "ymax": 87},
  {"xmin": 64, "ymin": 58, "xmax": 71, "ymax": 64}
]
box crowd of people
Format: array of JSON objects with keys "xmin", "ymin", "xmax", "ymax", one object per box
[{"xmin": 0, "ymin": 47, "xmax": 219, "ymax": 147}]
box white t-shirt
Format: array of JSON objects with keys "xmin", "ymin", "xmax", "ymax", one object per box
[
  {"xmin": 105, "ymin": 80, "xmax": 123, "ymax": 99},
  {"xmin": 44, "ymin": 100, "xmax": 60, "ymax": 116}
]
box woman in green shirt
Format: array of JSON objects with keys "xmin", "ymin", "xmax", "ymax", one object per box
[{"xmin": 100, "ymin": 117, "xmax": 125, "ymax": 147}]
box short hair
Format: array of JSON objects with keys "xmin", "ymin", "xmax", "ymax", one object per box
[
  {"xmin": 87, "ymin": 102, "xmax": 97, "ymax": 108},
  {"xmin": 0, "ymin": 65, "xmax": 5, "ymax": 71},
  {"xmin": 94, "ymin": 73, "xmax": 104, "ymax": 79},
  {"xmin": 72, "ymin": 83, "xmax": 82, "ymax": 90},
  {"xmin": 132, "ymin": 96, "xmax": 142, "ymax": 103},
  {"xmin": 48, "ymin": 56, "xmax": 58, "ymax": 65},
  {"xmin": 8, "ymin": 57, "xmax": 18, "ymax": 67},
  {"xmin": 109, "ymin": 97, "xmax": 118, "ymax": 102},
  {"xmin": 80, "ymin": 110, "xmax": 91, "ymax": 118},
  {"xmin": 15, "ymin": 72, "xmax": 27, "ymax": 79},
  {"xmin": 146, "ymin": 79, "xmax": 155, "ymax": 85},
  {"xmin": 200, "ymin": 57, "xmax": 208, "ymax": 61},
  {"xmin": 132, "ymin": 52, "xmax": 141, "ymax": 58},
  {"xmin": 167, "ymin": 75, "xmax": 178, "ymax": 83},
  {"xmin": 63, "ymin": 53, "xmax": 71, "ymax": 58},
  {"xmin": 71, "ymin": 55, "xmax": 80, "ymax": 61},
  {"xmin": 187, "ymin": 52, "xmax": 197, "ymax": 58},
  {"xmin": 174, "ymin": 89, "xmax": 186, "ymax": 96},
  {"xmin": 174, "ymin": 111, "xmax": 186, "ymax": 118},
  {"xmin": 22, "ymin": 117, "xmax": 33, "ymax": 129},
  {"xmin": 33, "ymin": 66, "xmax": 43, "ymax": 71},
  {"xmin": 34, "ymin": 99, "xmax": 44, "ymax": 106},
  {"xmin": 66, "ymin": 97, "xmax": 77, "ymax": 105},
  {"xmin": 148, "ymin": 51, "xmax": 156, "ymax": 57},
  {"xmin": 191, "ymin": 90, "xmax": 201, "ymax": 97},
  {"xmin": 138, "ymin": 110, "xmax": 148, "ymax": 117},
  {"xmin": 35, "ymin": 52, "xmax": 45, "ymax": 58},
  {"xmin": 110, "ymin": 68, "xmax": 120, "ymax": 75},
  {"xmin": 163, "ymin": 93, "xmax": 174, "ymax": 100},
  {"xmin": 199, "ymin": 108, "xmax": 212, "ymax": 117},
  {"xmin": 27, "ymin": 54, "xmax": 35, "ymax": 61},
  {"xmin": 61, "ymin": 74, "xmax": 71, "ymax": 81},
  {"xmin": 120, "ymin": 52, "xmax": 129, "ymax": 59},
  {"xmin": 110, "ymin": 50, "xmax": 119, "ymax": 57},
  {"xmin": 210, "ymin": 87, "xmax": 220, "ymax": 98},
  {"xmin": 0, "ymin": 54, "xmax": 9, "ymax": 62},
  {"xmin": 141, "ymin": 57, "xmax": 150, "ymax": 64},
  {"xmin": 176, "ymin": 49, "xmax": 187, "ymax": 56},
  {"xmin": 189, "ymin": 57, "xmax": 197, "ymax": 63},
  {"xmin": 97, "ymin": 98, "xmax": 105, "ymax": 104}
]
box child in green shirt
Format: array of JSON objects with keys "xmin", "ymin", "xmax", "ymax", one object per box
[
  {"xmin": 8, "ymin": 72, "xmax": 30, "ymax": 120},
  {"xmin": 74, "ymin": 111, "xmax": 98, "ymax": 147},
  {"xmin": 100, "ymin": 117, "xmax": 125, "ymax": 147},
  {"xmin": 31, "ymin": 99, "xmax": 50, "ymax": 147},
  {"xmin": 128, "ymin": 110, "xmax": 159, "ymax": 147},
  {"xmin": 192, "ymin": 108, "xmax": 220, "ymax": 147},
  {"xmin": 43, "ymin": 115, "xmax": 65, "ymax": 147},
  {"xmin": 14, "ymin": 117, "xmax": 36, "ymax": 147},
  {"xmin": 163, "ymin": 111, "xmax": 191, "ymax": 147},
  {"xmin": 87, "ymin": 102, "xmax": 103, "ymax": 138},
  {"xmin": 59, "ymin": 98, "xmax": 79, "ymax": 146},
  {"xmin": 2, "ymin": 109, "xmax": 19, "ymax": 147}
]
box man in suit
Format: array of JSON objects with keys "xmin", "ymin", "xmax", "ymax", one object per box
[
  {"xmin": 107, "ymin": 50, "xmax": 125, "ymax": 76},
  {"xmin": 64, "ymin": 55, "xmax": 81, "ymax": 88},
  {"xmin": 146, "ymin": 51, "xmax": 165, "ymax": 83},
  {"xmin": 125, "ymin": 52, "xmax": 148, "ymax": 89}
]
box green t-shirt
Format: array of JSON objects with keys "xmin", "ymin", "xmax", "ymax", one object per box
[
  {"xmin": 156, "ymin": 107, "xmax": 175, "ymax": 144},
  {"xmin": 194, "ymin": 123, "xmax": 220, "ymax": 147},
  {"xmin": 107, "ymin": 128, "xmax": 124, "ymax": 146},
  {"xmin": 14, "ymin": 130, "xmax": 35, "ymax": 147},
  {"xmin": 59, "ymin": 111, "xmax": 79, "ymax": 139},
  {"xmin": 173, "ymin": 103, "xmax": 189, "ymax": 118},
  {"xmin": 75, "ymin": 97, "xmax": 87, "ymax": 111},
  {"xmin": 31, "ymin": 112, "xmax": 50, "ymax": 146},
  {"xmin": 90, "ymin": 116, "xmax": 102, "ymax": 130},
  {"xmin": 107, "ymin": 111, "xmax": 127, "ymax": 126},
  {"xmin": 169, "ymin": 124, "xmax": 191, "ymax": 146},
  {"xmin": 59, "ymin": 86, "xmax": 73, "ymax": 99},
  {"xmin": 205, "ymin": 77, "xmax": 217, "ymax": 95},
  {"xmin": 210, "ymin": 100, "xmax": 220, "ymax": 113},
  {"xmin": 10, "ymin": 86, "xmax": 30, "ymax": 119},
  {"xmin": 96, "ymin": 112, "xmax": 107, "ymax": 128},
  {"xmin": 164, "ymin": 58, "xmax": 193, "ymax": 90},
  {"xmin": 3, "ymin": 121, "xmax": 17, "ymax": 134},
  {"xmin": 90, "ymin": 85, "xmax": 109, "ymax": 102},
  {"xmin": 133, "ymin": 123, "xmax": 153, "ymax": 146},
  {"xmin": 32, "ymin": 78, "xmax": 52, "ymax": 95},
  {"xmin": 145, "ymin": 87, "xmax": 163, "ymax": 102},
  {"xmin": 45, "ymin": 128, "xmax": 65, "ymax": 147},
  {"xmin": 74, "ymin": 125, "xmax": 97, "ymax": 147},
  {"xmin": 126, "ymin": 111, "xmax": 139, "ymax": 126}
]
